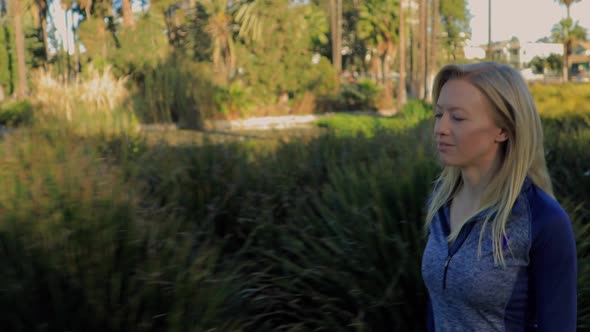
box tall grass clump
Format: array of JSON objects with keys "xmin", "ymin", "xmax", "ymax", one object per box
[
  {"xmin": 233, "ymin": 132, "xmax": 439, "ymax": 331},
  {"xmin": 542, "ymin": 108, "xmax": 590, "ymax": 328},
  {"xmin": 31, "ymin": 66, "xmax": 139, "ymax": 137},
  {"xmin": 0, "ymin": 129, "xmax": 243, "ymax": 331},
  {"xmin": 564, "ymin": 202, "xmax": 590, "ymax": 329},
  {"xmin": 134, "ymin": 119, "xmax": 440, "ymax": 330}
]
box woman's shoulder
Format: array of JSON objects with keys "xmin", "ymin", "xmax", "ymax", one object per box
[{"xmin": 523, "ymin": 182, "xmax": 573, "ymax": 243}]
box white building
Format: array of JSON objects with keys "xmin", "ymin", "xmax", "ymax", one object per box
[
  {"xmin": 519, "ymin": 42, "xmax": 563, "ymax": 67},
  {"xmin": 463, "ymin": 39, "xmax": 564, "ymax": 69},
  {"xmin": 464, "ymin": 44, "xmax": 486, "ymax": 60}
]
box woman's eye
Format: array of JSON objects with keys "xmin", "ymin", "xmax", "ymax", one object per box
[
  {"xmin": 452, "ymin": 116, "xmax": 464, "ymax": 121},
  {"xmin": 434, "ymin": 113, "xmax": 443, "ymax": 118}
]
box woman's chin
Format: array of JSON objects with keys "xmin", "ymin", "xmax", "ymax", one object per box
[{"xmin": 438, "ymin": 156, "xmax": 459, "ymax": 167}]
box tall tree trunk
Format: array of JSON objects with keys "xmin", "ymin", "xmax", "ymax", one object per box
[
  {"xmin": 122, "ymin": 0, "xmax": 134, "ymax": 27},
  {"xmin": 409, "ymin": 18, "xmax": 415, "ymax": 96},
  {"xmin": 330, "ymin": 0, "xmax": 336, "ymax": 69},
  {"xmin": 487, "ymin": 0, "xmax": 492, "ymax": 59},
  {"xmin": 380, "ymin": 52, "xmax": 387, "ymax": 84},
  {"xmin": 74, "ymin": 28, "xmax": 80, "ymax": 79},
  {"xmin": 35, "ymin": 0, "xmax": 49, "ymax": 62},
  {"xmin": 427, "ymin": 0, "xmax": 439, "ymax": 102},
  {"xmin": 41, "ymin": 14, "xmax": 49, "ymax": 60},
  {"xmin": 14, "ymin": 0, "xmax": 28, "ymax": 97},
  {"xmin": 2, "ymin": 19, "xmax": 15, "ymax": 95},
  {"xmin": 330, "ymin": 0, "xmax": 341, "ymax": 73},
  {"xmin": 418, "ymin": 0, "xmax": 427, "ymax": 100},
  {"xmin": 336, "ymin": 0, "xmax": 342, "ymax": 73},
  {"xmin": 563, "ymin": 42, "xmax": 569, "ymax": 82},
  {"xmin": 398, "ymin": 0, "xmax": 407, "ymax": 109},
  {"xmin": 563, "ymin": 4, "xmax": 571, "ymax": 82}
]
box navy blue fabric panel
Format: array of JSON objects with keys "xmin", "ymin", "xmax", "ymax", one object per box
[
  {"xmin": 504, "ymin": 267, "xmax": 530, "ymax": 331},
  {"xmin": 527, "ymin": 186, "xmax": 577, "ymax": 331},
  {"xmin": 427, "ymin": 295, "xmax": 435, "ymax": 332}
]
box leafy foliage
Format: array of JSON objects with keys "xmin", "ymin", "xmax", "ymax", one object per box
[
  {"xmin": 0, "ymin": 99, "xmax": 33, "ymax": 125},
  {"xmin": 440, "ymin": 0, "xmax": 470, "ymax": 61}
]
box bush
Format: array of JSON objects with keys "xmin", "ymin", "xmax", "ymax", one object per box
[
  {"xmin": 0, "ymin": 99, "xmax": 34, "ymax": 126},
  {"xmin": 339, "ymin": 79, "xmax": 383, "ymax": 111},
  {"xmin": 401, "ymin": 99, "xmax": 431, "ymax": 119},
  {"xmin": 0, "ymin": 129, "xmax": 243, "ymax": 331},
  {"xmin": 315, "ymin": 99, "xmax": 433, "ymax": 137},
  {"xmin": 530, "ymin": 83, "xmax": 590, "ymax": 117}
]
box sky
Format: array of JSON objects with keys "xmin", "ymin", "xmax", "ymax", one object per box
[{"xmin": 468, "ymin": 0, "xmax": 590, "ymax": 45}]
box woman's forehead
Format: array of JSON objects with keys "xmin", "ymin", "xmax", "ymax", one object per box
[{"xmin": 438, "ymin": 79, "xmax": 491, "ymax": 112}]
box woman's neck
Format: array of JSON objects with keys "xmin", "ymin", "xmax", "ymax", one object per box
[{"xmin": 459, "ymin": 155, "xmax": 502, "ymax": 202}]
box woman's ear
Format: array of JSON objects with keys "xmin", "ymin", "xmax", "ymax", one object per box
[{"xmin": 495, "ymin": 128, "xmax": 508, "ymax": 143}]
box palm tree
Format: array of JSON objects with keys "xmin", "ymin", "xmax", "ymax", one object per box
[
  {"xmin": 556, "ymin": 0, "xmax": 581, "ymax": 20},
  {"xmin": 398, "ymin": 0, "xmax": 406, "ymax": 108},
  {"xmin": 197, "ymin": 0, "xmax": 236, "ymax": 83},
  {"xmin": 234, "ymin": 0, "xmax": 276, "ymax": 48},
  {"xmin": 551, "ymin": 17, "xmax": 587, "ymax": 81},
  {"xmin": 555, "ymin": 0, "xmax": 582, "ymax": 81},
  {"xmin": 487, "ymin": 0, "xmax": 491, "ymax": 59},
  {"xmin": 0, "ymin": 0, "xmax": 9, "ymax": 100},
  {"xmin": 357, "ymin": 0, "xmax": 399, "ymax": 84},
  {"xmin": 427, "ymin": 0, "xmax": 439, "ymax": 102},
  {"xmin": 418, "ymin": 0, "xmax": 426, "ymax": 99},
  {"xmin": 33, "ymin": 0, "xmax": 50, "ymax": 61},
  {"xmin": 122, "ymin": 0, "xmax": 134, "ymax": 27},
  {"xmin": 14, "ymin": 0, "xmax": 28, "ymax": 97},
  {"xmin": 336, "ymin": 0, "xmax": 342, "ymax": 73}
]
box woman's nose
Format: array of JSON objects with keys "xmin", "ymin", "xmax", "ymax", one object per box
[{"xmin": 434, "ymin": 113, "xmax": 450, "ymax": 136}]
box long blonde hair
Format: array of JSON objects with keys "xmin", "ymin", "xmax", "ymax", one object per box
[{"xmin": 425, "ymin": 62, "xmax": 553, "ymax": 266}]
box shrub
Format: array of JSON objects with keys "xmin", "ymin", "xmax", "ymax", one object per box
[
  {"xmin": 339, "ymin": 79, "xmax": 383, "ymax": 111},
  {"xmin": 0, "ymin": 99, "xmax": 34, "ymax": 126},
  {"xmin": 401, "ymin": 99, "xmax": 431, "ymax": 120},
  {"xmin": 315, "ymin": 99, "xmax": 433, "ymax": 137},
  {"xmin": 530, "ymin": 83, "xmax": 590, "ymax": 117},
  {"xmin": 0, "ymin": 129, "xmax": 243, "ymax": 331}
]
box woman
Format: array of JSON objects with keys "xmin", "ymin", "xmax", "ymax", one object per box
[{"xmin": 421, "ymin": 62, "xmax": 577, "ymax": 331}]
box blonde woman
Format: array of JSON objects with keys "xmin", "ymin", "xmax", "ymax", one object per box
[{"xmin": 421, "ymin": 62, "xmax": 577, "ymax": 331}]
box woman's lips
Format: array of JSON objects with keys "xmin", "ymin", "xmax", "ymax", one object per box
[{"xmin": 437, "ymin": 142, "xmax": 454, "ymax": 151}]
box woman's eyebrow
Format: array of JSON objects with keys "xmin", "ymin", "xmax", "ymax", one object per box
[{"xmin": 435, "ymin": 104, "xmax": 466, "ymax": 112}]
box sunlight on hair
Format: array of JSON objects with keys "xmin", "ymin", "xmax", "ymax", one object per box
[{"xmin": 426, "ymin": 62, "xmax": 554, "ymax": 267}]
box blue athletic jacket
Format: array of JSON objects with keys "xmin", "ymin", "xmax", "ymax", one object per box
[{"xmin": 421, "ymin": 178, "xmax": 577, "ymax": 331}]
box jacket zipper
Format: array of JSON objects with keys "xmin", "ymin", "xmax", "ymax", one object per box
[
  {"xmin": 443, "ymin": 255, "xmax": 452, "ymax": 290},
  {"xmin": 439, "ymin": 205, "xmax": 482, "ymax": 291},
  {"xmin": 442, "ymin": 220, "xmax": 477, "ymax": 290}
]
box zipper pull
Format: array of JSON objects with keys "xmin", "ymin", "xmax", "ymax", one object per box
[{"xmin": 443, "ymin": 256, "xmax": 451, "ymax": 290}]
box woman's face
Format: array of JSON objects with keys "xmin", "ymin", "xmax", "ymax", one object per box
[{"xmin": 434, "ymin": 79, "xmax": 507, "ymax": 171}]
